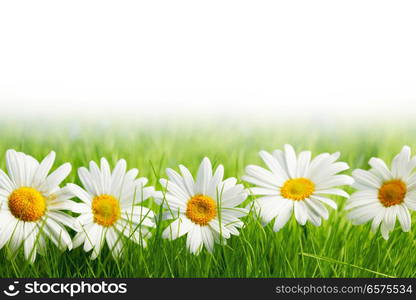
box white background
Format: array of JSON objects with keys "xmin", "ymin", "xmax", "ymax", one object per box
[{"xmin": 0, "ymin": 0, "xmax": 415, "ymax": 121}]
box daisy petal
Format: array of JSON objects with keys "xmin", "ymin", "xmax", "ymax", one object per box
[
  {"xmin": 195, "ymin": 157, "xmax": 212, "ymax": 195},
  {"xmin": 397, "ymin": 204, "xmax": 411, "ymax": 232},
  {"xmin": 369, "ymin": 157, "xmax": 392, "ymax": 181},
  {"xmin": 294, "ymin": 201, "xmax": 308, "ymax": 225},
  {"xmin": 32, "ymin": 151, "xmax": 55, "ymax": 188},
  {"xmin": 273, "ymin": 201, "xmax": 293, "ymax": 232},
  {"xmin": 284, "ymin": 144, "xmax": 297, "ymax": 179},
  {"xmin": 186, "ymin": 225, "xmax": 203, "ymax": 255}
]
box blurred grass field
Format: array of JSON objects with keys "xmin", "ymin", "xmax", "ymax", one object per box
[{"xmin": 0, "ymin": 119, "xmax": 415, "ymax": 278}]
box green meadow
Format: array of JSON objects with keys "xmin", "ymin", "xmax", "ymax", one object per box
[{"xmin": 0, "ymin": 119, "xmax": 415, "ymax": 278}]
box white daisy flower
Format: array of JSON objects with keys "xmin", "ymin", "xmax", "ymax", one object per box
[
  {"xmin": 154, "ymin": 157, "xmax": 248, "ymax": 255},
  {"xmin": 346, "ymin": 145, "xmax": 416, "ymax": 240},
  {"xmin": 67, "ymin": 158, "xmax": 155, "ymax": 259},
  {"xmin": 243, "ymin": 144, "xmax": 353, "ymax": 231},
  {"xmin": 0, "ymin": 150, "xmax": 76, "ymax": 263}
]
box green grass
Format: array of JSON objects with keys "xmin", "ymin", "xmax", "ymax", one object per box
[{"xmin": 0, "ymin": 119, "xmax": 415, "ymax": 278}]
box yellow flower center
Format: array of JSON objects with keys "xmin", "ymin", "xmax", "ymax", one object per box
[
  {"xmin": 281, "ymin": 178, "xmax": 315, "ymax": 201},
  {"xmin": 186, "ymin": 194, "xmax": 217, "ymax": 226},
  {"xmin": 378, "ymin": 179, "xmax": 407, "ymax": 207},
  {"xmin": 92, "ymin": 194, "xmax": 121, "ymax": 227},
  {"xmin": 8, "ymin": 187, "xmax": 46, "ymax": 222}
]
